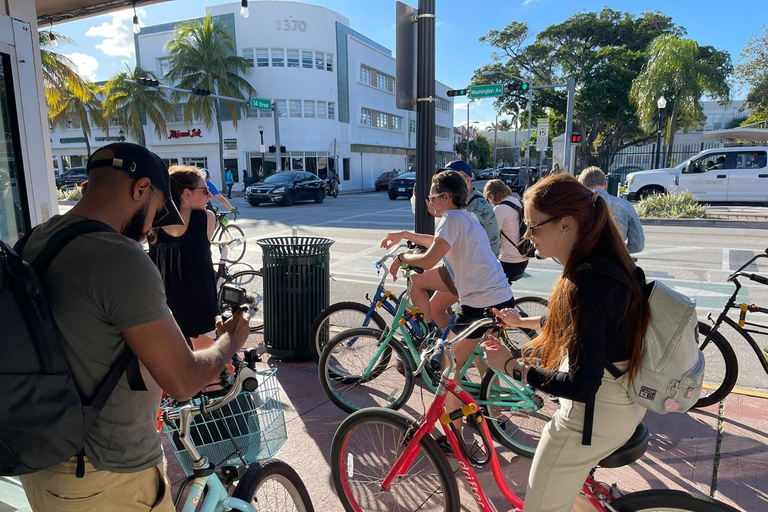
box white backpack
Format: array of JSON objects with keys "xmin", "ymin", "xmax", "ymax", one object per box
[{"xmin": 608, "ymin": 280, "xmax": 705, "ymax": 414}]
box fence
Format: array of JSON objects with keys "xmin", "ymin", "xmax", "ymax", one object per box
[{"xmin": 574, "ymin": 142, "xmax": 726, "ymax": 175}]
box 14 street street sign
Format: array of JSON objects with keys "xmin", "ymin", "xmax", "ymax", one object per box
[
  {"xmin": 250, "ymin": 97, "xmax": 272, "ymax": 110},
  {"xmin": 469, "ymin": 84, "xmax": 503, "ymax": 99}
]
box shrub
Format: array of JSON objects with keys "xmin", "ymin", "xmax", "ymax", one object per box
[
  {"xmin": 63, "ymin": 187, "xmax": 83, "ymax": 202},
  {"xmin": 635, "ymin": 190, "xmax": 708, "ymax": 219},
  {"xmin": 56, "ymin": 188, "xmax": 66, "ymax": 200}
]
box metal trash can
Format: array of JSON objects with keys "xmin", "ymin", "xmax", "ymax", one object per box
[
  {"xmin": 607, "ymin": 175, "xmax": 619, "ymax": 196},
  {"xmin": 256, "ymin": 236, "xmax": 334, "ymax": 360}
]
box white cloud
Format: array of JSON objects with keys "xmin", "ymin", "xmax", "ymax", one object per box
[
  {"xmin": 85, "ymin": 8, "xmax": 144, "ymax": 58},
  {"xmin": 523, "ymin": 0, "xmax": 540, "ymax": 5},
  {"xmin": 64, "ymin": 52, "xmax": 99, "ymax": 81}
]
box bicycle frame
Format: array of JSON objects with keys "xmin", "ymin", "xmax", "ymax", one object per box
[
  {"xmin": 181, "ymin": 474, "xmax": 256, "ymax": 512},
  {"xmin": 380, "ymin": 342, "xmax": 615, "ymax": 512},
  {"xmin": 703, "ymin": 249, "xmax": 768, "ymax": 375}
]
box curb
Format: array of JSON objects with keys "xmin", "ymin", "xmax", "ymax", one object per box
[{"xmin": 641, "ymin": 217, "xmax": 768, "ymax": 229}]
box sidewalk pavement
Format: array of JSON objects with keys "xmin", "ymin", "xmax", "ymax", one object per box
[{"xmin": 161, "ymin": 334, "xmax": 767, "ymax": 512}]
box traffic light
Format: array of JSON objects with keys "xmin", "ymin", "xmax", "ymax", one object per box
[
  {"xmin": 571, "ymin": 134, "xmax": 582, "ymax": 144},
  {"xmin": 136, "ymin": 77, "xmax": 159, "ymax": 87},
  {"xmin": 507, "ymin": 82, "xmax": 529, "ymax": 92},
  {"xmin": 269, "ymin": 145, "xmax": 276, "ymax": 153},
  {"xmin": 446, "ymin": 89, "xmax": 467, "ymax": 97},
  {"xmin": 268, "ymin": 145, "xmax": 287, "ymax": 153},
  {"xmin": 280, "ymin": 145, "xmax": 286, "ymax": 153},
  {"xmin": 192, "ymin": 88, "xmax": 211, "ymax": 96}
]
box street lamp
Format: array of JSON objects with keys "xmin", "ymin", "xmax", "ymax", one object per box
[
  {"xmin": 483, "ymin": 70, "xmax": 533, "ymax": 169},
  {"xmin": 655, "ymin": 95, "xmax": 667, "ymax": 169},
  {"xmin": 258, "ymin": 124, "xmax": 265, "ymax": 179}
]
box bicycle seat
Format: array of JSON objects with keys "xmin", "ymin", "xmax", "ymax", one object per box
[{"xmin": 597, "ymin": 423, "xmax": 648, "ymax": 468}]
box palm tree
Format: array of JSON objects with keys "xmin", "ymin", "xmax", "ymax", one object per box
[
  {"xmin": 486, "ymin": 119, "xmax": 514, "ymax": 132},
  {"xmin": 165, "ymin": 14, "xmax": 255, "ymax": 185},
  {"xmin": 631, "ymin": 35, "xmax": 731, "ymax": 165},
  {"xmin": 39, "ymin": 30, "xmax": 89, "ymax": 109},
  {"xmin": 102, "ymin": 65, "xmax": 173, "ymax": 147},
  {"xmin": 47, "ymin": 82, "xmax": 109, "ymax": 156}
]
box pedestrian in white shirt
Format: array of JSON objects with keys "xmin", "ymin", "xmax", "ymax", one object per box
[{"xmin": 484, "ymin": 179, "xmax": 529, "ymax": 282}]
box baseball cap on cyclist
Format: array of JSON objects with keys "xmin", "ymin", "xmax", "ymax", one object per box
[
  {"xmin": 439, "ymin": 160, "xmax": 473, "ymax": 179},
  {"xmin": 86, "ymin": 142, "xmax": 184, "ymax": 227}
]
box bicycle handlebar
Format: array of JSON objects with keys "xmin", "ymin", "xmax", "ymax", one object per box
[{"xmin": 728, "ymin": 250, "xmax": 768, "ymax": 283}]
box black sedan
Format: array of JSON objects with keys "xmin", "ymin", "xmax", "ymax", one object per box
[
  {"xmin": 245, "ymin": 171, "xmax": 326, "ymax": 206},
  {"xmin": 55, "ymin": 167, "xmax": 88, "ymax": 189},
  {"xmin": 388, "ymin": 171, "xmax": 416, "ymax": 200}
]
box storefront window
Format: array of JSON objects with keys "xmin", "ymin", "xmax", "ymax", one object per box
[{"xmin": 0, "ymin": 52, "xmax": 28, "ymax": 244}]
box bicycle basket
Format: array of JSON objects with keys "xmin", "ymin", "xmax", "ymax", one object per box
[{"xmin": 161, "ymin": 368, "xmax": 286, "ymax": 476}]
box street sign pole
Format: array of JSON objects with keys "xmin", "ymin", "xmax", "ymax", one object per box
[
  {"xmin": 414, "ymin": 0, "xmax": 435, "ymax": 235},
  {"xmin": 272, "ymin": 102, "xmax": 282, "ymax": 172},
  {"xmin": 563, "ymin": 77, "xmax": 575, "ymax": 174}
]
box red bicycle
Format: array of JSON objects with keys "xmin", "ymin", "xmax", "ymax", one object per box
[{"xmin": 330, "ymin": 313, "xmax": 738, "ymax": 512}]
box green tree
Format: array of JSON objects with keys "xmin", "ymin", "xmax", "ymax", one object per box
[
  {"xmin": 165, "ymin": 14, "xmax": 255, "ymax": 185},
  {"xmin": 102, "ymin": 65, "xmax": 173, "ymax": 147},
  {"xmin": 473, "ymin": 134, "xmax": 493, "ymax": 169},
  {"xmin": 39, "ymin": 30, "xmax": 89, "ymax": 108},
  {"xmin": 487, "ymin": 119, "xmax": 513, "ymax": 132},
  {"xmin": 475, "ymin": 9, "xmax": 684, "ymax": 169},
  {"xmin": 734, "ymin": 27, "xmax": 768, "ymax": 122},
  {"xmin": 631, "ymin": 35, "xmax": 731, "ymax": 165},
  {"xmin": 47, "ymin": 82, "xmax": 109, "ymax": 157}
]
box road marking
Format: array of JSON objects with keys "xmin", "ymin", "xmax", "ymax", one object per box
[
  {"xmin": 637, "ymin": 246, "xmax": 705, "ymax": 256},
  {"xmin": 670, "ymin": 286, "xmax": 731, "ymax": 298},
  {"xmin": 722, "ymin": 248, "xmax": 730, "ymax": 271}
]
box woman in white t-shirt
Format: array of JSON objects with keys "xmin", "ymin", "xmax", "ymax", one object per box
[
  {"xmin": 381, "ymin": 170, "xmax": 514, "ymax": 451},
  {"xmin": 484, "ymin": 179, "xmax": 529, "ymax": 283}
]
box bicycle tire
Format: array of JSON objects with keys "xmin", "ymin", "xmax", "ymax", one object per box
[
  {"xmin": 232, "ymin": 458, "xmax": 315, "ymax": 512},
  {"xmin": 217, "ymin": 224, "xmax": 247, "ymax": 264},
  {"xmin": 694, "ymin": 321, "xmax": 739, "ymax": 408},
  {"xmin": 513, "ymin": 295, "xmax": 549, "ymax": 341},
  {"xmin": 318, "ymin": 327, "xmax": 415, "ymax": 414},
  {"xmin": 308, "ymin": 302, "xmax": 386, "ymax": 363},
  {"xmin": 611, "ymin": 489, "xmax": 740, "ymax": 512},
  {"xmin": 479, "ymin": 368, "xmax": 559, "ymax": 457},
  {"xmin": 218, "ymin": 270, "xmax": 264, "ymax": 332},
  {"xmin": 331, "ymin": 408, "xmax": 460, "ymax": 512}
]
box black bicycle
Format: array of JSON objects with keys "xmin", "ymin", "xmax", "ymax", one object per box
[{"xmin": 695, "ymin": 248, "xmax": 768, "ymax": 407}]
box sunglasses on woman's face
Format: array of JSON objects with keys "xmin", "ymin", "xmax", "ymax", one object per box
[
  {"xmin": 525, "ymin": 216, "xmax": 560, "ymax": 238},
  {"xmin": 194, "ymin": 186, "xmax": 211, "ymax": 195}
]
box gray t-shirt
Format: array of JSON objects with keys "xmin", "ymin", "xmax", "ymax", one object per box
[
  {"xmin": 466, "ymin": 189, "xmax": 500, "ymax": 257},
  {"xmin": 22, "ymin": 215, "xmax": 171, "ymax": 472}
]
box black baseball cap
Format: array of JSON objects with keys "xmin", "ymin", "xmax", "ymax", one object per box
[
  {"xmin": 86, "ymin": 142, "xmax": 183, "ymax": 227},
  {"xmin": 439, "ymin": 160, "xmax": 473, "ymax": 178}
]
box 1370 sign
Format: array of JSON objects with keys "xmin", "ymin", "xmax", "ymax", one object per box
[{"xmin": 276, "ymin": 19, "xmax": 306, "ymax": 31}]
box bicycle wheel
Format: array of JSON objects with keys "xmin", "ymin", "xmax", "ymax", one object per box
[
  {"xmin": 331, "ymin": 408, "xmax": 459, "ymax": 512},
  {"xmin": 308, "ymin": 302, "xmax": 386, "ymax": 363},
  {"xmin": 219, "ymin": 270, "xmax": 264, "ymax": 332},
  {"xmin": 611, "ymin": 489, "xmax": 740, "ymax": 512},
  {"xmin": 232, "ymin": 458, "xmax": 314, "ymax": 512},
  {"xmin": 694, "ymin": 321, "xmax": 738, "ymax": 408},
  {"xmin": 479, "ymin": 369, "xmax": 559, "ymax": 457},
  {"xmin": 217, "ymin": 224, "xmax": 247, "ymax": 264},
  {"xmin": 513, "ymin": 295, "xmax": 549, "ymax": 342},
  {"xmin": 318, "ymin": 327, "xmax": 415, "ymax": 414}
]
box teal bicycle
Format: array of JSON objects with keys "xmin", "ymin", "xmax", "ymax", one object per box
[
  {"xmin": 161, "ymin": 349, "xmax": 313, "ymax": 512},
  {"xmin": 317, "ymin": 252, "xmax": 556, "ymax": 457}
]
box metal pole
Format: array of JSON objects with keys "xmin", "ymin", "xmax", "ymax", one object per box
[
  {"xmin": 655, "ymin": 108, "xmax": 662, "ymax": 169},
  {"xmin": 563, "ymin": 77, "xmax": 575, "ymax": 174},
  {"xmin": 414, "ymin": 0, "xmax": 435, "ymax": 235},
  {"xmin": 259, "ymin": 127, "xmax": 265, "ymax": 179},
  {"xmin": 493, "ymin": 111, "xmax": 498, "ymax": 170},
  {"xmin": 525, "ymin": 81, "xmax": 532, "ymax": 169},
  {"xmin": 272, "ymin": 102, "xmax": 282, "ymax": 172},
  {"xmin": 466, "ymin": 99, "xmax": 470, "ymax": 163}
]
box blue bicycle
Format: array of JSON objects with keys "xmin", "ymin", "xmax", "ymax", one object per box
[{"xmin": 161, "ymin": 348, "xmax": 313, "ymax": 512}]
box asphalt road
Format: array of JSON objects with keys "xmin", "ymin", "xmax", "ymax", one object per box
[{"xmin": 219, "ymin": 188, "xmax": 768, "ymax": 395}]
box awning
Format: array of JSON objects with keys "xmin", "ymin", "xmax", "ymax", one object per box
[
  {"xmin": 37, "ymin": 0, "xmax": 169, "ymax": 25},
  {"xmin": 702, "ymin": 127, "xmax": 768, "ymax": 142}
]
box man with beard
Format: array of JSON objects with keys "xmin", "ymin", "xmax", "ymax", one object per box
[{"xmin": 16, "ymin": 143, "xmax": 250, "ymax": 512}]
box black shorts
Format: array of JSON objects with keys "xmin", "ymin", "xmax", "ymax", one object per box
[
  {"xmin": 501, "ymin": 260, "xmax": 529, "ymax": 283},
  {"xmin": 450, "ymin": 296, "xmax": 516, "ymax": 339}
]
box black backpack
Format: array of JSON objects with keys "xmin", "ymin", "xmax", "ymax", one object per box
[
  {"xmin": 0, "ymin": 221, "xmax": 136, "ymax": 477},
  {"xmin": 499, "ymin": 200, "xmax": 536, "ymax": 259}
]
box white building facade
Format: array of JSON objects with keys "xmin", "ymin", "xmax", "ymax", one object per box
[{"xmin": 48, "ymin": 1, "xmax": 455, "ymax": 192}]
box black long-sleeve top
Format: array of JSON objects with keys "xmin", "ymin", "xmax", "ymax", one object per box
[{"xmin": 525, "ymin": 259, "xmax": 639, "ymax": 403}]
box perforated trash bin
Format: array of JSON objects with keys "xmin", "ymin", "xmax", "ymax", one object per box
[{"xmin": 256, "ymin": 236, "xmax": 334, "ymax": 360}]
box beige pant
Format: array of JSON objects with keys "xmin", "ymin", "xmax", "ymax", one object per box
[
  {"xmin": 19, "ymin": 456, "xmax": 174, "ymax": 512},
  {"xmin": 524, "ymin": 363, "xmax": 646, "ymax": 512}
]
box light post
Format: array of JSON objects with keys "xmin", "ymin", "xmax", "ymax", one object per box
[
  {"xmin": 483, "ymin": 70, "xmax": 533, "ymax": 169},
  {"xmin": 655, "ymin": 96, "xmax": 666, "ymax": 169},
  {"xmin": 258, "ymin": 124, "xmax": 265, "ymax": 179},
  {"xmin": 493, "ymin": 111, "xmax": 498, "ymax": 170},
  {"xmin": 465, "ymin": 99, "xmax": 471, "ymax": 163}
]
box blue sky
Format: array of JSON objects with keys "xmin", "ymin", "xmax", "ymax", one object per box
[{"xmin": 52, "ymin": 0, "xmax": 767, "ymax": 130}]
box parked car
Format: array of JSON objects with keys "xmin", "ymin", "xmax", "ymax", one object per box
[
  {"xmin": 607, "ymin": 165, "xmax": 643, "ymax": 184},
  {"xmin": 55, "ymin": 166, "xmax": 88, "ymax": 189},
  {"xmin": 388, "ymin": 171, "xmax": 416, "ymax": 200},
  {"xmin": 375, "ymin": 170, "xmax": 401, "ymax": 191},
  {"xmin": 476, "ymin": 168, "xmax": 494, "ymax": 180},
  {"xmin": 245, "ymin": 171, "xmax": 326, "ymax": 206},
  {"xmin": 623, "ymin": 147, "xmax": 768, "ymax": 203}
]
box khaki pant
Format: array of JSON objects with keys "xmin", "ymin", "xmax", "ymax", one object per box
[
  {"xmin": 19, "ymin": 457, "xmax": 174, "ymax": 512},
  {"xmin": 524, "ymin": 363, "xmax": 646, "ymax": 512}
]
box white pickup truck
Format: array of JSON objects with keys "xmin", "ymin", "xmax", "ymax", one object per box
[{"xmin": 622, "ymin": 146, "xmax": 768, "ymax": 204}]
